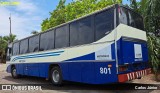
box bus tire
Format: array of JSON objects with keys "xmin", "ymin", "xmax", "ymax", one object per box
[
  {"xmin": 50, "ymin": 66, "xmax": 63, "ymax": 86},
  {"xmin": 11, "ymin": 67, "xmax": 19, "ymax": 79}
]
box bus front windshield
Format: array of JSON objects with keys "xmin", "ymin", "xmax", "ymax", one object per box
[{"xmin": 119, "ymin": 6, "xmax": 144, "ymax": 31}]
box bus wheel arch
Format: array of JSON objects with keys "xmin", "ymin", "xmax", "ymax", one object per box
[
  {"xmin": 11, "ymin": 64, "xmax": 19, "ymax": 79},
  {"xmin": 49, "ymin": 64, "xmax": 63, "ymax": 86}
]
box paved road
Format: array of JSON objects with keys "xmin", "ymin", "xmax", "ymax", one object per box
[{"xmin": 0, "ymin": 64, "xmax": 159, "ymax": 93}]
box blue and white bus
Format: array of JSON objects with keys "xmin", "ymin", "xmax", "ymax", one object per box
[{"xmin": 6, "ymin": 4, "xmax": 151, "ymax": 85}]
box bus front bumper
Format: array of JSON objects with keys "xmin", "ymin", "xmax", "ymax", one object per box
[{"xmin": 118, "ymin": 68, "xmax": 151, "ymax": 82}]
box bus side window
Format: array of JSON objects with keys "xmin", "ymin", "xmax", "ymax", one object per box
[
  {"xmin": 13, "ymin": 42, "xmax": 19, "ymax": 56},
  {"xmin": 55, "ymin": 25, "xmax": 69, "ymax": 49},
  {"xmin": 40, "ymin": 29, "xmax": 55, "ymax": 51},
  {"xmin": 78, "ymin": 16, "xmax": 94, "ymax": 45},
  {"xmin": 119, "ymin": 7, "xmax": 128, "ymax": 25},
  {"xmin": 70, "ymin": 21, "xmax": 79, "ymax": 46},
  {"xmin": 29, "ymin": 35, "xmax": 39, "ymax": 53},
  {"xmin": 69, "ymin": 21, "xmax": 79, "ymax": 46},
  {"xmin": 95, "ymin": 8, "xmax": 114, "ymax": 41},
  {"xmin": 70, "ymin": 16, "xmax": 94, "ymax": 46},
  {"xmin": 20, "ymin": 39, "xmax": 28, "ymax": 54}
]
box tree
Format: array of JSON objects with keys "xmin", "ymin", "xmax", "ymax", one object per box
[
  {"xmin": 0, "ymin": 35, "xmax": 17, "ymax": 63},
  {"xmin": 0, "ymin": 36, "xmax": 8, "ymax": 56},
  {"xmin": 31, "ymin": 30, "xmax": 39, "ymax": 35},
  {"xmin": 3, "ymin": 34, "xmax": 17, "ymax": 43},
  {"xmin": 41, "ymin": 0, "xmax": 122, "ymax": 31}
]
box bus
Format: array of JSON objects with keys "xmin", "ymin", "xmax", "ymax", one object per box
[{"xmin": 6, "ymin": 4, "xmax": 151, "ymax": 85}]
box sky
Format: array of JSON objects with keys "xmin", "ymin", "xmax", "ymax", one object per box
[{"xmin": 0, "ymin": 0, "xmax": 129, "ymax": 40}]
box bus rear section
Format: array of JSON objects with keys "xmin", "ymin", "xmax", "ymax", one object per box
[
  {"xmin": 116, "ymin": 24, "xmax": 151, "ymax": 82},
  {"xmin": 117, "ymin": 6, "xmax": 151, "ymax": 82}
]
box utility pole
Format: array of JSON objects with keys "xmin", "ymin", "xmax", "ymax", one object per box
[{"xmin": 9, "ymin": 13, "xmax": 12, "ymax": 43}]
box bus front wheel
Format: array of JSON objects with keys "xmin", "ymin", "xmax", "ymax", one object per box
[
  {"xmin": 50, "ymin": 66, "xmax": 63, "ymax": 86},
  {"xmin": 11, "ymin": 67, "xmax": 19, "ymax": 79}
]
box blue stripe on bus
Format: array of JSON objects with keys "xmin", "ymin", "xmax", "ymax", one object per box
[
  {"xmin": 12, "ymin": 51, "xmax": 64, "ymax": 61},
  {"xmin": 13, "ymin": 54, "xmax": 60, "ymax": 61}
]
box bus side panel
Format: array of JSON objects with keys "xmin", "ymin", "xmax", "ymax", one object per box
[
  {"xmin": 68, "ymin": 53, "xmax": 95, "ymax": 61},
  {"xmin": 8, "ymin": 63, "xmax": 49, "ymax": 78},
  {"xmin": 94, "ymin": 61, "xmax": 118, "ymax": 84},
  {"xmin": 64, "ymin": 52, "xmax": 95, "ymax": 83},
  {"xmin": 81, "ymin": 62, "xmax": 95, "ymax": 83},
  {"xmin": 68, "ymin": 62, "xmax": 82, "ymax": 82},
  {"xmin": 59, "ymin": 63, "xmax": 69, "ymax": 80},
  {"xmin": 23, "ymin": 64, "xmax": 28, "ymax": 75},
  {"xmin": 64, "ymin": 62, "xmax": 95, "ymax": 84},
  {"xmin": 117, "ymin": 39, "xmax": 123, "ymax": 65},
  {"xmin": 122, "ymin": 41, "xmax": 135, "ymax": 64},
  {"xmin": 17, "ymin": 64, "xmax": 24, "ymax": 75},
  {"xmin": 63, "ymin": 61, "xmax": 117, "ymax": 84},
  {"xmin": 28, "ymin": 64, "xmax": 39, "ymax": 77},
  {"xmin": 39, "ymin": 63, "xmax": 50, "ymax": 78}
]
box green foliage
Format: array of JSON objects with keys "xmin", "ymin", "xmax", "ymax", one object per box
[
  {"xmin": 147, "ymin": 34, "xmax": 160, "ymax": 73},
  {"xmin": 3, "ymin": 34, "xmax": 17, "ymax": 43},
  {"xmin": 41, "ymin": 0, "xmax": 122, "ymax": 31},
  {"xmin": 31, "ymin": 30, "xmax": 39, "ymax": 35},
  {"xmin": 0, "ymin": 35, "xmax": 16, "ymax": 63},
  {"xmin": 0, "ymin": 36, "xmax": 8, "ymax": 54}
]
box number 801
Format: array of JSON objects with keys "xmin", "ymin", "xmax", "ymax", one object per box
[{"xmin": 100, "ymin": 67, "xmax": 111, "ymax": 74}]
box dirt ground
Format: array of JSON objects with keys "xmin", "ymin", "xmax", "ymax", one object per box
[{"xmin": 0, "ymin": 63, "xmax": 159, "ymax": 93}]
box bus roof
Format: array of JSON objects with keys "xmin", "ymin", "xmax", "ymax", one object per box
[
  {"xmin": 12, "ymin": 4, "xmax": 116, "ymax": 44},
  {"xmin": 12, "ymin": 4, "xmax": 142, "ymax": 44}
]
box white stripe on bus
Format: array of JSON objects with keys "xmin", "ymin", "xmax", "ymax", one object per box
[
  {"xmin": 138, "ymin": 71, "xmax": 141, "ymax": 77},
  {"xmin": 145, "ymin": 70, "xmax": 147, "ymax": 75},
  {"xmin": 130, "ymin": 73, "xmax": 132, "ymax": 80},
  {"xmin": 136, "ymin": 72, "xmax": 138, "ymax": 78},
  {"xmin": 132, "ymin": 73, "xmax": 135, "ymax": 79},
  {"xmin": 127, "ymin": 74, "xmax": 130, "ymax": 80}
]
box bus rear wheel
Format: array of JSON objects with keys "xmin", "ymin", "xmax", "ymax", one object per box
[
  {"xmin": 50, "ymin": 66, "xmax": 63, "ymax": 86},
  {"xmin": 11, "ymin": 67, "xmax": 19, "ymax": 79}
]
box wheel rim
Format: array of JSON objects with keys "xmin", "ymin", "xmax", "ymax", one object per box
[
  {"xmin": 13, "ymin": 68, "xmax": 17, "ymax": 77},
  {"xmin": 52, "ymin": 70, "xmax": 60, "ymax": 83}
]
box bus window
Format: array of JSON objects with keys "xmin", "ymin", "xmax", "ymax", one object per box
[
  {"xmin": 119, "ymin": 7, "xmax": 128, "ymax": 25},
  {"xmin": 29, "ymin": 35, "xmax": 39, "ymax": 53},
  {"xmin": 119, "ymin": 7, "xmax": 144, "ymax": 30},
  {"xmin": 20, "ymin": 39, "xmax": 28, "ymax": 54},
  {"xmin": 70, "ymin": 21, "xmax": 79, "ymax": 46},
  {"xmin": 40, "ymin": 29, "xmax": 55, "ymax": 51},
  {"xmin": 95, "ymin": 8, "xmax": 114, "ymax": 41},
  {"xmin": 55, "ymin": 25, "xmax": 69, "ymax": 49},
  {"xmin": 12, "ymin": 42, "xmax": 19, "ymax": 55},
  {"xmin": 78, "ymin": 16, "xmax": 94, "ymax": 45}
]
